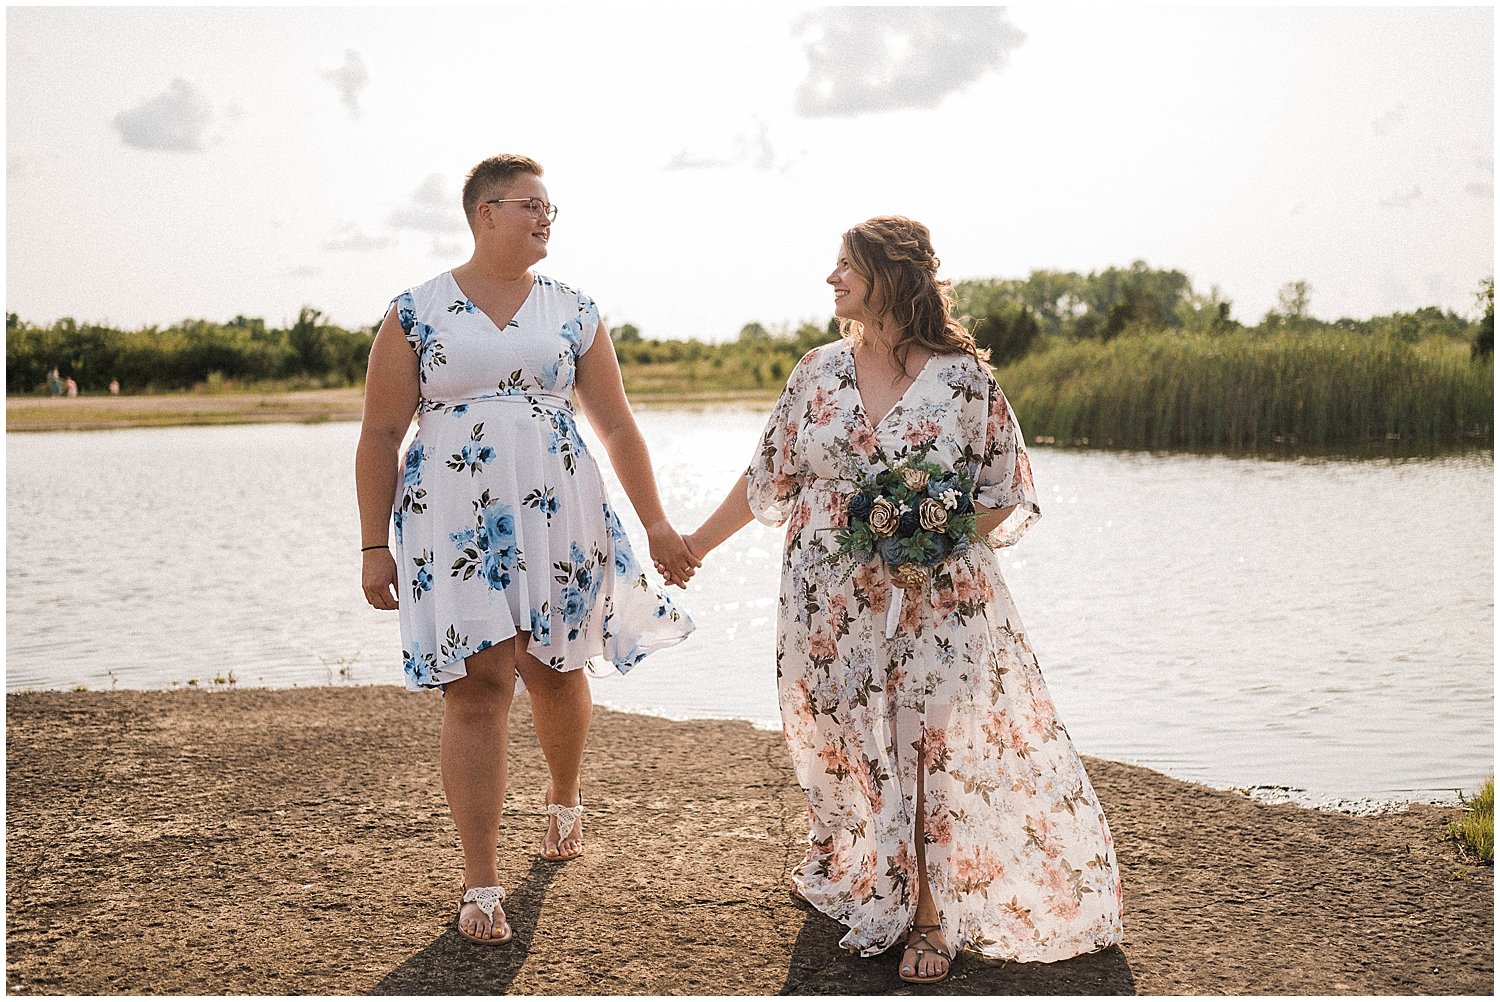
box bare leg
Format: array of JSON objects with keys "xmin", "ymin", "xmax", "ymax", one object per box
[
  {"xmin": 902, "ymin": 744, "xmax": 952, "ymax": 980},
  {"xmin": 442, "ymin": 639, "xmax": 517, "ymax": 941},
  {"xmin": 516, "ymin": 651, "xmax": 591, "ymax": 859}
]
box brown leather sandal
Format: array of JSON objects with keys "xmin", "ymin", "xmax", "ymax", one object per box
[{"xmin": 898, "ymin": 923, "xmax": 952, "ymax": 984}]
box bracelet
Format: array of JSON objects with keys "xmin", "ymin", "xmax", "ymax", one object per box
[{"xmin": 361, "ymin": 544, "xmax": 389, "ymax": 552}]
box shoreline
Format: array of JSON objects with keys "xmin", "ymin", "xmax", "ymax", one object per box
[
  {"xmin": 5, "ymin": 686, "xmax": 1493, "ymax": 994},
  {"xmin": 3, "ymin": 678, "xmax": 1473, "ymax": 816},
  {"xmin": 3, "ymin": 388, "xmax": 780, "ymax": 432},
  {"xmin": 8, "ymin": 391, "xmax": 1496, "ymax": 463}
]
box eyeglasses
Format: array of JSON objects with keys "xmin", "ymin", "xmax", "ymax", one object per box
[{"xmin": 486, "ymin": 197, "xmax": 558, "ymax": 222}]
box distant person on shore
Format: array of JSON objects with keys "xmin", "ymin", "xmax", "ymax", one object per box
[
  {"xmin": 355, "ymin": 154, "xmax": 697, "ymax": 946},
  {"xmin": 47, "ymin": 367, "xmax": 62, "ymax": 396},
  {"xmin": 108, "ymin": 377, "xmax": 120, "ymax": 395},
  {"xmin": 683, "ymin": 217, "xmax": 1123, "ymax": 982},
  {"xmin": 65, "ymin": 377, "xmax": 78, "ymax": 397}
]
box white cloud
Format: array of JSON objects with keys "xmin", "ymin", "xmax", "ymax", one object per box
[
  {"xmin": 1371, "ymin": 103, "xmax": 1406, "ymax": 136},
  {"xmin": 794, "ymin": 7, "xmax": 1025, "ymax": 118},
  {"xmin": 430, "ymin": 237, "xmax": 465, "ymax": 258},
  {"xmin": 1379, "ymin": 185, "xmax": 1422, "ymax": 208},
  {"xmin": 1469, "ymin": 153, "xmax": 1493, "ymax": 200},
  {"xmin": 323, "ymin": 223, "xmax": 391, "ymax": 252},
  {"xmin": 322, "ymin": 50, "xmax": 369, "ymax": 119},
  {"xmin": 388, "ymin": 174, "xmax": 467, "ymax": 235},
  {"xmin": 664, "ymin": 119, "xmax": 776, "ymax": 172},
  {"xmin": 112, "ymin": 78, "xmax": 215, "ymax": 152}
]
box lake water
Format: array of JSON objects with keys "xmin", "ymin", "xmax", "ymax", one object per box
[{"xmin": 5, "ymin": 411, "xmax": 1493, "ymax": 810}]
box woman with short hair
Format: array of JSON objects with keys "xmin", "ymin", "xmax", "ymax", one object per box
[{"xmin": 355, "ymin": 154, "xmax": 697, "ymax": 945}]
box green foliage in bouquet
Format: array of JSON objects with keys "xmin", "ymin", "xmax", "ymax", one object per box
[{"xmin": 832, "ymin": 447, "xmax": 981, "ymax": 588}]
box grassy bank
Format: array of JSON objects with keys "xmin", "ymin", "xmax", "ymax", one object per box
[
  {"xmin": 3, "ymin": 385, "xmax": 778, "ymax": 432},
  {"xmin": 1448, "ymin": 778, "xmax": 1495, "ymax": 864},
  {"xmin": 995, "ymin": 329, "xmax": 1493, "ymax": 450},
  {"xmin": 10, "ymin": 328, "xmax": 1493, "ymax": 450}
]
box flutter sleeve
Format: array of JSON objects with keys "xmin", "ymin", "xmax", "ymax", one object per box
[
  {"xmin": 973, "ymin": 368, "xmax": 1041, "ymax": 548},
  {"xmin": 744, "ymin": 350, "xmax": 814, "ymax": 527}
]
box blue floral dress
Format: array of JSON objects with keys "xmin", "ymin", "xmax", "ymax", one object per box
[{"xmin": 390, "ymin": 270, "xmax": 693, "ymax": 691}]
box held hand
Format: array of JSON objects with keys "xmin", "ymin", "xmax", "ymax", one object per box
[
  {"xmin": 362, "ymin": 548, "xmax": 401, "ymax": 610},
  {"xmin": 647, "ymin": 521, "xmax": 702, "ymax": 589},
  {"xmin": 973, "ymin": 503, "xmax": 1016, "ymax": 538},
  {"xmin": 682, "ymin": 530, "xmax": 709, "ymax": 564}
]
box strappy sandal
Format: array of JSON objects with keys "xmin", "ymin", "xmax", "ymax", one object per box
[
  {"xmin": 541, "ymin": 801, "xmax": 585, "ymax": 861},
  {"xmin": 898, "ymin": 923, "xmax": 953, "ymax": 984},
  {"xmin": 455, "ymin": 884, "xmax": 513, "ymax": 945}
]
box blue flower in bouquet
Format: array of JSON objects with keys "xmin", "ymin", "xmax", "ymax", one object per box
[
  {"xmin": 878, "ymin": 536, "xmax": 908, "ymax": 565},
  {"xmin": 846, "ymin": 491, "xmax": 874, "ymax": 524},
  {"xmin": 922, "ymin": 533, "xmax": 952, "ymax": 566},
  {"xmin": 829, "ymin": 447, "xmax": 982, "ymax": 591}
]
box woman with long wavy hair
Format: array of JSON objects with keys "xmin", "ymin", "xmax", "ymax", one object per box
[{"xmin": 683, "ymin": 216, "xmax": 1122, "ymax": 982}]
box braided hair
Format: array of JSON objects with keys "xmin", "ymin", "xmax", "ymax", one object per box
[{"xmin": 839, "ymin": 215, "xmax": 988, "ymax": 372}]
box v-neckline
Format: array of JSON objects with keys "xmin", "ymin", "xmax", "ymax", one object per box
[
  {"xmin": 447, "ymin": 270, "xmax": 537, "ymax": 334},
  {"xmin": 848, "ymin": 343, "xmax": 934, "ymax": 430}
]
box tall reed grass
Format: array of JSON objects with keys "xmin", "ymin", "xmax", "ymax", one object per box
[{"xmin": 995, "ymin": 329, "xmax": 1493, "ymax": 450}]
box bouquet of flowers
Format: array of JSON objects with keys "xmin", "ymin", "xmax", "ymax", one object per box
[{"xmin": 832, "ymin": 449, "xmax": 980, "ymax": 591}]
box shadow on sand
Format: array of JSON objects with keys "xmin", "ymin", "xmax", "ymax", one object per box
[
  {"xmin": 778, "ymin": 903, "xmax": 1137, "ymax": 996},
  {"xmin": 370, "ymin": 857, "xmax": 561, "ymax": 995}
]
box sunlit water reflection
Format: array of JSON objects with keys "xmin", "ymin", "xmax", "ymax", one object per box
[{"xmin": 6, "ymin": 412, "xmax": 1492, "ymax": 808}]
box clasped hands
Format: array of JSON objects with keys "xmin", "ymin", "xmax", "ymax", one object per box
[{"xmin": 647, "ymin": 521, "xmax": 705, "ymax": 589}]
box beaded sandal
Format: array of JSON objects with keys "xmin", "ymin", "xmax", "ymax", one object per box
[
  {"xmin": 542, "ymin": 801, "xmax": 585, "ymax": 861},
  {"xmin": 898, "ymin": 923, "xmax": 953, "ymax": 984},
  {"xmin": 455, "ymin": 884, "xmax": 513, "ymax": 945}
]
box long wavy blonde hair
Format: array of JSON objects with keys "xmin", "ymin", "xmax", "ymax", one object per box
[{"xmin": 838, "ymin": 215, "xmax": 988, "ymax": 372}]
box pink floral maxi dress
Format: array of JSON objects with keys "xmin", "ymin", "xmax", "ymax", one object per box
[{"xmin": 746, "ymin": 343, "xmax": 1124, "ymax": 961}]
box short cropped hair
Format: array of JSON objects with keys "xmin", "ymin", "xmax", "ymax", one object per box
[{"xmin": 461, "ymin": 155, "xmax": 544, "ymax": 227}]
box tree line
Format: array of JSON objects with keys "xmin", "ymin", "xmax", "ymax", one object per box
[
  {"xmin": 7, "ymin": 265, "xmax": 1492, "ymax": 397},
  {"xmin": 5, "ymin": 307, "xmax": 370, "ymax": 394}
]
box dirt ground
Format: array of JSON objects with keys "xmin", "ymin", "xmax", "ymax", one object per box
[{"xmin": 4, "ymin": 687, "xmax": 1492, "ymax": 995}]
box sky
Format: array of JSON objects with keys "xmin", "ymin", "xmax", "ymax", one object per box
[{"xmin": 4, "ymin": 3, "xmax": 1494, "ymax": 342}]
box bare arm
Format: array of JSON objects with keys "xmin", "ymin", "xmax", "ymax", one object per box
[
  {"xmin": 683, "ymin": 473, "xmax": 757, "ymax": 561},
  {"xmin": 574, "ymin": 321, "xmax": 700, "ymax": 587},
  {"xmin": 355, "ymin": 304, "xmax": 420, "ymax": 610}
]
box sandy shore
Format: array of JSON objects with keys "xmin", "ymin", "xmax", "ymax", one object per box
[
  {"xmin": 5, "ymin": 388, "xmax": 779, "ymax": 432},
  {"xmin": 4, "ymin": 686, "xmax": 1492, "ymax": 995}
]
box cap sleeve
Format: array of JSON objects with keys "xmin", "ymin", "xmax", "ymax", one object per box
[
  {"xmin": 576, "ymin": 292, "xmax": 601, "ymax": 356},
  {"xmin": 391, "ymin": 290, "xmax": 419, "ymax": 350},
  {"xmin": 974, "ymin": 369, "xmax": 1041, "ymax": 548},
  {"xmin": 744, "ymin": 350, "xmax": 816, "ymax": 527}
]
